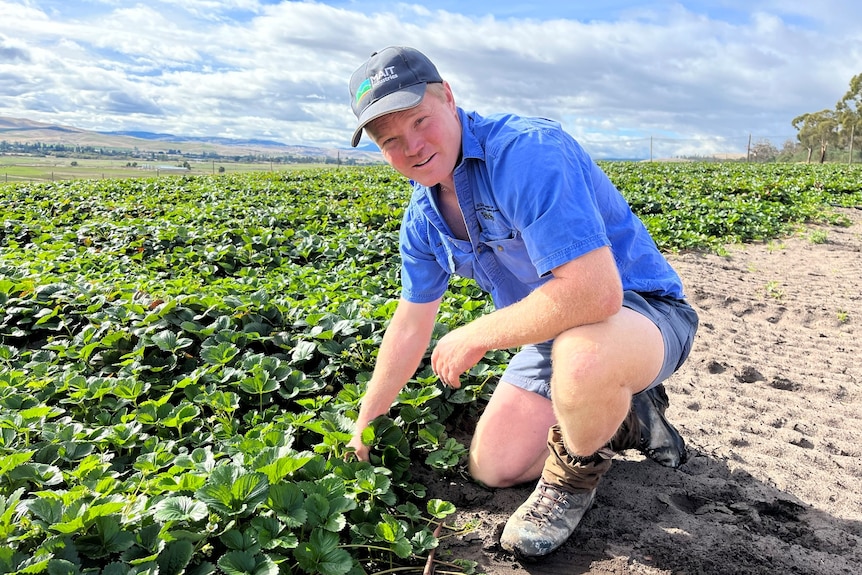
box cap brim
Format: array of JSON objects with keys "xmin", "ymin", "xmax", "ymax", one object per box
[{"xmin": 351, "ymin": 83, "xmax": 427, "ymax": 147}]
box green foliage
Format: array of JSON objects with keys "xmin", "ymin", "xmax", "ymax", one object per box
[
  {"xmin": 0, "ymin": 163, "xmax": 860, "ymax": 573},
  {"xmin": 600, "ymin": 161, "xmax": 862, "ymax": 251}
]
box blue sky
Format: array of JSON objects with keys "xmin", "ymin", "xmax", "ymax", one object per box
[{"xmin": 1, "ymin": 0, "xmax": 860, "ymax": 158}]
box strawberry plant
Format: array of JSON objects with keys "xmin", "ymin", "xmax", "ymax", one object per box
[{"xmin": 602, "ymin": 161, "xmax": 862, "ymax": 250}]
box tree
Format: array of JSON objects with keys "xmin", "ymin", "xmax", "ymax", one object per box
[
  {"xmin": 777, "ymin": 139, "xmax": 801, "ymax": 162},
  {"xmin": 792, "ymin": 109, "xmax": 839, "ymax": 163},
  {"xmin": 836, "ymin": 73, "xmax": 862, "ymax": 161},
  {"xmin": 750, "ymin": 139, "xmax": 778, "ymax": 162},
  {"xmin": 791, "ymin": 73, "xmax": 862, "ymax": 163},
  {"xmin": 836, "ymin": 73, "xmax": 862, "ymax": 118}
]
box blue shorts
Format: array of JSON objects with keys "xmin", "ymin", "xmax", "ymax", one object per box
[{"xmin": 501, "ymin": 291, "xmax": 699, "ymax": 400}]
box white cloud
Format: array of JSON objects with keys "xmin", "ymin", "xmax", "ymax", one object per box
[{"xmin": 0, "ymin": 0, "xmax": 859, "ymax": 157}]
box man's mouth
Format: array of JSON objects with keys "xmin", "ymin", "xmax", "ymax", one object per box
[{"xmin": 414, "ymin": 154, "xmax": 435, "ymax": 168}]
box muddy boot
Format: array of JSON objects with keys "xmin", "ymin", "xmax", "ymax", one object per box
[
  {"xmin": 609, "ymin": 384, "xmax": 688, "ymax": 468},
  {"xmin": 500, "ymin": 425, "xmax": 613, "ymax": 558}
]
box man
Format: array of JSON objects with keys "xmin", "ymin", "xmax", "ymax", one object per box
[{"xmin": 345, "ymin": 46, "xmax": 698, "ymax": 558}]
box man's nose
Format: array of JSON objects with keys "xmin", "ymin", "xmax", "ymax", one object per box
[{"xmin": 404, "ymin": 133, "xmax": 424, "ymax": 157}]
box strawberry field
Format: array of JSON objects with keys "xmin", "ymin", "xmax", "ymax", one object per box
[{"xmin": 1, "ymin": 162, "xmax": 861, "ymax": 574}]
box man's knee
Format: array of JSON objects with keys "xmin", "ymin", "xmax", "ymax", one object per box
[
  {"xmin": 550, "ymin": 311, "xmax": 664, "ymax": 403},
  {"xmin": 548, "ymin": 343, "xmax": 615, "ymax": 412},
  {"xmin": 468, "ymin": 447, "xmax": 541, "ymax": 489},
  {"xmin": 549, "ymin": 330, "xmax": 608, "ymax": 388},
  {"xmin": 468, "ymin": 459, "xmax": 505, "ymax": 488}
]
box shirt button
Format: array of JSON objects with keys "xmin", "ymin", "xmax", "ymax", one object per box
[{"xmin": 496, "ymin": 245, "xmax": 504, "ymax": 252}]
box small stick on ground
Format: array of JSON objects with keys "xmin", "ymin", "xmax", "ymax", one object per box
[{"xmin": 422, "ymin": 522, "xmax": 445, "ymax": 575}]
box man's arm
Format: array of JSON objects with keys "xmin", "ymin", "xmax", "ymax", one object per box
[
  {"xmin": 348, "ymin": 296, "xmax": 442, "ymax": 460},
  {"xmin": 431, "ymin": 246, "xmax": 622, "ymax": 387}
]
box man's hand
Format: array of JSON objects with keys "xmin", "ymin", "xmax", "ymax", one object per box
[
  {"xmin": 430, "ymin": 326, "xmax": 487, "ymax": 389},
  {"xmin": 345, "ymin": 297, "xmax": 442, "ymax": 463},
  {"xmin": 347, "ymin": 429, "xmax": 370, "ymax": 461}
]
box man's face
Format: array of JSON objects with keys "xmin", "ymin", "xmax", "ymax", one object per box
[{"xmin": 367, "ymin": 83, "xmax": 462, "ymax": 187}]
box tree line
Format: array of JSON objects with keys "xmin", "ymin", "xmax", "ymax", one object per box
[
  {"xmin": 0, "ymin": 141, "xmax": 368, "ymax": 166},
  {"xmin": 792, "ymin": 73, "xmax": 861, "ymax": 163}
]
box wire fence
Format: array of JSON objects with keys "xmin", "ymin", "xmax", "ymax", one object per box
[{"xmin": 578, "ymin": 134, "xmax": 804, "ymax": 162}]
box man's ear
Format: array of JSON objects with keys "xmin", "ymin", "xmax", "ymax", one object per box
[
  {"xmin": 442, "ymin": 81, "xmax": 458, "ymax": 112},
  {"xmin": 443, "ymin": 81, "xmax": 455, "ymax": 102}
]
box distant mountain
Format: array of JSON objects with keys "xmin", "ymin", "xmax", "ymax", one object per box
[
  {"xmin": 355, "ymin": 141, "xmax": 381, "ymax": 153},
  {"xmin": 101, "ymin": 130, "xmax": 291, "ymax": 149},
  {"xmin": 98, "ymin": 128, "xmax": 385, "ymax": 154},
  {"xmin": 0, "ymin": 116, "xmax": 382, "ymax": 163},
  {"xmin": 0, "ymin": 116, "xmax": 87, "ymax": 135}
]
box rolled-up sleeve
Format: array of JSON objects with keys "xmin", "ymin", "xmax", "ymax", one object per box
[{"xmin": 399, "ymin": 205, "xmax": 451, "ymax": 303}]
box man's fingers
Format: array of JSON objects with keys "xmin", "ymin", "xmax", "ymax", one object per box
[
  {"xmin": 437, "ymin": 370, "xmax": 461, "ymax": 389},
  {"xmin": 431, "ymin": 351, "xmax": 463, "ymax": 388}
]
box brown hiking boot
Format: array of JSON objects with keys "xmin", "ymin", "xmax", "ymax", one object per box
[
  {"xmin": 609, "ymin": 384, "xmax": 688, "ymax": 468},
  {"xmin": 500, "ymin": 425, "xmax": 612, "ymax": 558}
]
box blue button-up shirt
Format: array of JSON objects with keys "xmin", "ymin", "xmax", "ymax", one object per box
[{"xmin": 399, "ymin": 108, "xmax": 685, "ymax": 308}]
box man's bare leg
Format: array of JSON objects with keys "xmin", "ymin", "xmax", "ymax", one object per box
[{"xmin": 469, "ymin": 381, "xmax": 557, "ymax": 488}]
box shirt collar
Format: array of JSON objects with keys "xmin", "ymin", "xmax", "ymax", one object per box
[{"xmin": 457, "ymin": 107, "xmax": 485, "ymax": 163}]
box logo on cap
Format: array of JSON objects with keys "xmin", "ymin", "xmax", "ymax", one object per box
[
  {"xmin": 355, "ymin": 79, "xmax": 372, "ymax": 104},
  {"xmin": 356, "ymin": 66, "xmax": 400, "ymax": 105}
]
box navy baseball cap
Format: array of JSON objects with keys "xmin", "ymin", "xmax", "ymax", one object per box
[{"xmin": 349, "ymin": 46, "xmax": 443, "ymax": 147}]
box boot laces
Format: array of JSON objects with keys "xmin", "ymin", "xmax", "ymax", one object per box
[{"xmin": 523, "ymin": 482, "xmax": 570, "ymax": 525}]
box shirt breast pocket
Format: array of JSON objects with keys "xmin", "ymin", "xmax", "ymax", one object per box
[{"xmin": 476, "ymin": 204, "xmax": 512, "ymax": 241}]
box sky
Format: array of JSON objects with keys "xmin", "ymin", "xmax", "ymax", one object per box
[{"xmin": 1, "ymin": 0, "xmax": 860, "ymax": 159}]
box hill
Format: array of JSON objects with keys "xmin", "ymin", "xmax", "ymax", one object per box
[{"xmin": 0, "ymin": 116, "xmax": 381, "ymax": 163}]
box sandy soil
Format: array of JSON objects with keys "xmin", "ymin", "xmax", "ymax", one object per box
[{"xmin": 422, "ymin": 206, "xmax": 862, "ymax": 574}]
